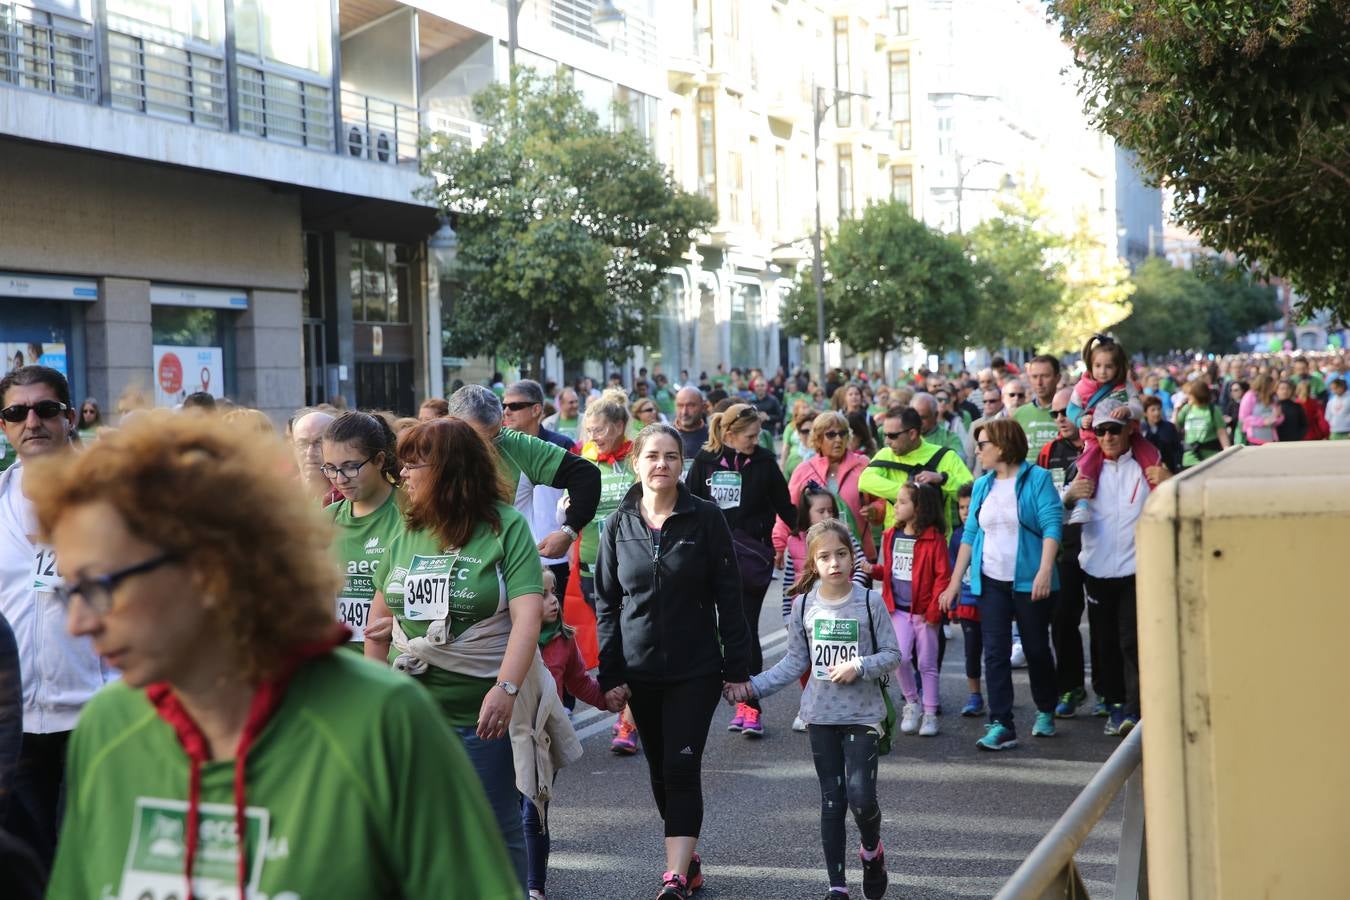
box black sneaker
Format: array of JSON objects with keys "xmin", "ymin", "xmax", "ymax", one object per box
[{"xmin": 860, "ymin": 844, "xmax": 888, "ymax": 899}]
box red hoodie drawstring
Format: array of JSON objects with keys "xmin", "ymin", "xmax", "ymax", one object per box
[{"xmin": 147, "ymin": 624, "xmax": 348, "ymax": 900}]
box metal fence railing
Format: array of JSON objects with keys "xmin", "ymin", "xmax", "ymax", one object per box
[
  {"xmin": 107, "ymin": 23, "xmax": 225, "ymax": 129},
  {"xmin": 340, "ymin": 89, "xmax": 419, "ymax": 166},
  {"xmin": 237, "ymin": 62, "xmax": 333, "ymax": 151},
  {"xmin": 995, "ymin": 725, "xmax": 1148, "ymax": 899},
  {"xmin": 0, "ymin": 1, "xmax": 96, "ymax": 101}
]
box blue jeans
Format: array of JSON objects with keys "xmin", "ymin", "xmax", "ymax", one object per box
[
  {"xmin": 455, "ymin": 727, "xmax": 527, "ymax": 892},
  {"xmin": 521, "ymin": 793, "xmax": 548, "ymax": 892},
  {"xmin": 979, "ymin": 578, "xmax": 1056, "ymax": 734}
]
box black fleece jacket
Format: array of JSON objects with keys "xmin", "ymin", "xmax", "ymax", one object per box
[
  {"xmin": 685, "ymin": 445, "xmax": 795, "ymax": 546},
  {"xmin": 594, "ymin": 482, "xmax": 751, "ymax": 690}
]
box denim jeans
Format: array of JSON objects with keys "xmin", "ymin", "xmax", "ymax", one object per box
[
  {"xmin": 979, "ymin": 578, "xmax": 1056, "ymax": 733},
  {"xmin": 455, "ymin": 727, "xmax": 527, "ymax": 892},
  {"xmin": 521, "ymin": 793, "xmax": 549, "ymax": 893}
]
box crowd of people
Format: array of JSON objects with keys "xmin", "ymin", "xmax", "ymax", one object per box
[{"xmin": 0, "ymin": 341, "xmax": 1342, "ymax": 899}]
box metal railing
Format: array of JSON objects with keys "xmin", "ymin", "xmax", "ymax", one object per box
[
  {"xmin": 995, "ymin": 725, "xmax": 1148, "ymax": 899},
  {"xmin": 0, "ymin": 1, "xmax": 96, "ymax": 101},
  {"xmin": 237, "ymin": 62, "xmax": 333, "ymax": 151},
  {"xmin": 107, "ymin": 23, "xmax": 225, "ymax": 129},
  {"xmin": 422, "ymin": 109, "xmax": 487, "ymax": 150},
  {"xmin": 340, "ymin": 88, "xmax": 419, "ymax": 166}
]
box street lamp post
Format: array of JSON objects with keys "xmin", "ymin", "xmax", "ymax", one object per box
[
  {"xmin": 952, "ymin": 154, "xmax": 1007, "ymax": 235},
  {"xmin": 810, "ymin": 77, "xmax": 870, "ymax": 384}
]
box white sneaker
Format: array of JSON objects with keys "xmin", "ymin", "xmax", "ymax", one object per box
[
  {"xmin": 792, "ymin": 715, "xmax": 808, "ymax": 732},
  {"xmin": 1067, "ymin": 500, "xmax": 1092, "ymax": 524},
  {"xmin": 943, "ymin": 624, "xmax": 955, "ymax": 640},
  {"xmin": 1010, "ymin": 641, "xmax": 1027, "ymax": 669},
  {"xmin": 899, "ymin": 702, "xmax": 921, "ymax": 734},
  {"xmin": 918, "ymin": 713, "xmax": 939, "ymax": 737}
]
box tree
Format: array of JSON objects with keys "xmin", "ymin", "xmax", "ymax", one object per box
[
  {"xmin": 780, "ymin": 201, "xmax": 980, "ymax": 359},
  {"xmin": 965, "ymin": 186, "xmax": 1065, "ymax": 349},
  {"xmin": 1047, "ymin": 0, "xmax": 1350, "ymax": 323},
  {"xmin": 421, "ymin": 70, "xmax": 716, "ymax": 374},
  {"xmin": 1192, "ymin": 256, "xmax": 1282, "ymax": 352},
  {"xmin": 1044, "ymin": 212, "xmax": 1134, "ymax": 354}
]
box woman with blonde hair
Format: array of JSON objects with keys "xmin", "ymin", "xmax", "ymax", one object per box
[
  {"xmin": 35, "ymin": 412, "xmax": 519, "ymax": 898},
  {"xmin": 687, "ymin": 403, "xmax": 795, "ymax": 738},
  {"xmin": 1238, "ymin": 373, "xmax": 1282, "ymax": 444}
]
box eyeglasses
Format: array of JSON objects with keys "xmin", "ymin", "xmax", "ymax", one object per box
[
  {"xmin": 883, "ymin": 429, "xmax": 915, "ymax": 441},
  {"xmin": 320, "ymin": 454, "xmax": 376, "ymax": 480},
  {"xmin": 1092, "ymin": 422, "xmax": 1126, "ymax": 437},
  {"xmin": 821, "ymin": 429, "xmax": 848, "ymax": 440},
  {"xmin": 55, "ymin": 552, "xmax": 176, "ymax": 616},
  {"xmin": 400, "ymin": 459, "xmax": 431, "ymax": 470},
  {"xmin": 976, "ymin": 439, "xmax": 993, "ymax": 450},
  {"xmin": 1051, "ymin": 408, "xmax": 1069, "ymax": 419},
  {"xmin": 502, "ymin": 400, "xmax": 539, "ymax": 412},
  {"xmin": 1, "ymin": 400, "xmax": 68, "ymax": 423},
  {"xmin": 1004, "ymin": 392, "xmax": 1026, "ymax": 400},
  {"xmin": 983, "ymin": 397, "xmax": 1001, "ymax": 404},
  {"xmin": 934, "ymin": 395, "xmax": 950, "ymax": 403}
]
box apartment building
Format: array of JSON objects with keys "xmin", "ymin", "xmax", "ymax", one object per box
[{"xmin": 0, "ymin": 0, "xmax": 661, "ymax": 417}]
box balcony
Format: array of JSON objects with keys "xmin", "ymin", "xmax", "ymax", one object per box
[{"xmin": 0, "ymin": 1, "xmax": 96, "ymax": 101}]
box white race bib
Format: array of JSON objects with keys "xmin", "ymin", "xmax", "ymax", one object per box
[
  {"xmin": 890, "ymin": 536, "xmax": 915, "ymax": 582},
  {"xmin": 402, "ymin": 553, "xmax": 455, "ymax": 621},
  {"xmin": 1051, "ymin": 466, "xmax": 1068, "ymax": 489},
  {"xmin": 118, "ymin": 797, "xmax": 270, "ymax": 900},
  {"xmin": 709, "ymin": 470, "xmax": 742, "ymax": 510},
  {"xmin": 811, "ymin": 617, "xmax": 860, "ymax": 681},
  {"xmin": 32, "ymin": 546, "xmax": 62, "ymax": 593},
  {"xmin": 336, "ymin": 597, "xmax": 371, "ymax": 639}
]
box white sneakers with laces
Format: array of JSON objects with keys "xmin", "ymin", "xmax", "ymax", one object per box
[
  {"xmin": 918, "ymin": 713, "xmax": 939, "ymax": 737},
  {"xmin": 899, "ymin": 702, "xmax": 921, "ymax": 734}
]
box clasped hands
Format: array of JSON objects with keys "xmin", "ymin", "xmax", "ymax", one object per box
[
  {"xmin": 603, "ymin": 684, "xmax": 631, "ymax": 713},
  {"xmin": 722, "ymin": 681, "xmax": 755, "ymax": 703}
]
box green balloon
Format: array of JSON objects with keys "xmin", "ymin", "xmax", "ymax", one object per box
[{"xmin": 1267, "ymin": 336, "xmax": 1283, "ymax": 352}]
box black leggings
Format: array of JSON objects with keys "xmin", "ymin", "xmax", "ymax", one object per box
[
  {"xmin": 627, "ymin": 674, "xmax": 723, "ymax": 837},
  {"xmin": 809, "ymin": 725, "xmax": 882, "ymax": 889},
  {"xmin": 742, "ymin": 581, "xmax": 770, "ymax": 711},
  {"xmin": 960, "ymin": 619, "xmax": 983, "ymax": 681}
]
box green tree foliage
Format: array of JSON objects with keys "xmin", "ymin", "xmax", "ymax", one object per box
[
  {"xmin": 965, "ymin": 187, "xmax": 1065, "ymax": 349},
  {"xmin": 1113, "ymin": 257, "xmax": 1280, "ymax": 358},
  {"xmin": 421, "ymin": 70, "xmax": 715, "ymax": 372},
  {"xmin": 781, "ymin": 201, "xmax": 979, "ymax": 356},
  {"xmin": 1047, "ymin": 0, "xmax": 1350, "ymax": 323}
]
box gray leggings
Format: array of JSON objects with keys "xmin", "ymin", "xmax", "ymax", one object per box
[{"xmin": 809, "ymin": 724, "xmax": 882, "ymax": 889}]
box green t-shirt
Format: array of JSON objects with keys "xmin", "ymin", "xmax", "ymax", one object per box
[
  {"xmin": 580, "ymin": 456, "xmax": 636, "ymax": 571},
  {"xmin": 330, "ymin": 490, "xmax": 405, "ymax": 648},
  {"xmin": 1177, "ymin": 403, "xmax": 1223, "ymax": 468},
  {"xmin": 377, "ymin": 502, "xmax": 543, "ymax": 726},
  {"xmin": 1014, "ymin": 403, "xmax": 1059, "ymax": 462},
  {"xmin": 0, "ymin": 432, "xmax": 14, "ymax": 471},
  {"xmin": 653, "ymin": 386, "xmax": 676, "ymax": 417},
  {"xmin": 47, "ymin": 653, "xmax": 521, "ymax": 900},
  {"xmin": 549, "ymin": 416, "xmax": 580, "ymax": 441},
  {"xmin": 494, "ymin": 427, "xmax": 565, "ymax": 514}
]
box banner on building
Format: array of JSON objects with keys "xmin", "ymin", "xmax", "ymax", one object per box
[
  {"xmin": 153, "ymin": 345, "xmax": 224, "ymax": 407},
  {"xmin": 1, "ymin": 342, "xmax": 68, "ymax": 377}
]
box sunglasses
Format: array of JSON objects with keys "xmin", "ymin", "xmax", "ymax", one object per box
[
  {"xmin": 821, "ymin": 429, "xmax": 848, "ymax": 440},
  {"xmin": 983, "ymin": 397, "xmax": 1001, "ymax": 404},
  {"xmin": 934, "ymin": 395, "xmax": 950, "ymax": 403},
  {"xmin": 1051, "ymin": 408, "xmax": 1069, "ymax": 418},
  {"xmin": 1092, "ymin": 422, "xmax": 1125, "ymax": 437},
  {"xmin": 502, "ymin": 401, "xmax": 539, "ymax": 412},
  {"xmin": 883, "ymin": 429, "xmax": 915, "ymax": 440},
  {"xmin": 1, "ymin": 400, "xmax": 68, "ymax": 423},
  {"xmin": 1004, "ymin": 392, "xmax": 1026, "ymax": 399}
]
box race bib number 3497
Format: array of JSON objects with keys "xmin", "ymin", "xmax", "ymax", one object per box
[{"xmin": 811, "ymin": 618, "xmax": 860, "ymax": 681}]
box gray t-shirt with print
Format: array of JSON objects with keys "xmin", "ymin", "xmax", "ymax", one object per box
[{"xmin": 751, "ymin": 583, "xmax": 901, "ymax": 726}]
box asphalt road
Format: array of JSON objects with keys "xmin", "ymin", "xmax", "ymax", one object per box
[{"xmin": 543, "ymin": 587, "xmax": 1124, "ymax": 900}]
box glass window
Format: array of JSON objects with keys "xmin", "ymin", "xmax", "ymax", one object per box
[
  {"xmin": 361, "ymin": 241, "xmax": 388, "ymax": 323},
  {"xmin": 152, "ymin": 306, "xmax": 222, "ymax": 346},
  {"xmin": 350, "ymin": 240, "xmax": 414, "ymax": 324},
  {"xmin": 774, "ymin": 145, "xmax": 787, "ymax": 231},
  {"xmin": 728, "ymin": 281, "xmax": 762, "ymax": 370},
  {"xmin": 696, "ymin": 88, "xmax": 716, "ymax": 201},
  {"xmin": 233, "ymin": 0, "xmax": 331, "ymax": 75},
  {"xmin": 837, "ymin": 145, "xmax": 853, "ymax": 219},
  {"xmin": 569, "ymin": 68, "xmax": 614, "ymax": 130},
  {"xmin": 889, "ymin": 51, "xmax": 910, "ymax": 125},
  {"xmin": 107, "ymin": 0, "xmax": 222, "ymax": 43},
  {"xmin": 891, "ymin": 165, "xmax": 913, "ymax": 208},
  {"xmin": 728, "ymin": 150, "xmax": 743, "ymax": 223},
  {"xmin": 833, "ymin": 18, "xmax": 850, "ymax": 128},
  {"xmin": 892, "ymin": 2, "xmax": 909, "ymax": 35}
]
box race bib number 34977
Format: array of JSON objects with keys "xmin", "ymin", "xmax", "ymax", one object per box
[
  {"xmin": 402, "ymin": 554, "xmax": 455, "ymax": 621},
  {"xmin": 811, "ymin": 618, "xmax": 860, "ymax": 681}
]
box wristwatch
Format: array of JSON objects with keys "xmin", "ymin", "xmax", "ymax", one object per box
[
  {"xmin": 496, "ymin": 680, "xmax": 519, "ymax": 697},
  {"xmin": 559, "ymin": 524, "xmax": 578, "ymax": 542}
]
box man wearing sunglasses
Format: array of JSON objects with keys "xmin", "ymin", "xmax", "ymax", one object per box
[
  {"xmin": 0, "ymin": 365, "xmax": 111, "ymax": 867},
  {"xmin": 858, "ymin": 405, "xmax": 973, "ymax": 534}
]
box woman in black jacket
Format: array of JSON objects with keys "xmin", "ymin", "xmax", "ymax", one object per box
[
  {"xmin": 686, "ymin": 403, "xmax": 796, "ymax": 737},
  {"xmin": 595, "ymin": 424, "xmax": 751, "ymax": 900}
]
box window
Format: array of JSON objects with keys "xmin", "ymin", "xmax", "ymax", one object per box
[
  {"xmin": 233, "ymin": 0, "xmax": 331, "ymax": 75},
  {"xmin": 891, "ymin": 165, "xmax": 913, "ymax": 208},
  {"xmin": 107, "ymin": 0, "xmax": 222, "ymax": 43},
  {"xmin": 747, "ymin": 136, "xmax": 759, "ymax": 229},
  {"xmin": 837, "ymin": 145, "xmax": 853, "ymax": 219},
  {"xmin": 892, "ymin": 2, "xmax": 910, "ymax": 35},
  {"xmin": 889, "ymin": 51, "xmax": 911, "ymax": 149},
  {"xmin": 833, "ymin": 17, "xmax": 850, "ymax": 128},
  {"xmin": 937, "ymin": 111, "xmax": 953, "ymax": 158},
  {"xmin": 774, "ymin": 145, "xmax": 787, "ymax": 231},
  {"xmin": 696, "ymin": 88, "xmax": 716, "ymax": 201},
  {"xmin": 350, "ymin": 240, "xmax": 412, "ymax": 324}
]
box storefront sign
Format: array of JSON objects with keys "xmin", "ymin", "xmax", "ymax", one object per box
[
  {"xmin": 1, "ymin": 342, "xmax": 67, "ymax": 376},
  {"xmin": 0, "ymin": 272, "xmax": 97, "ymax": 302},
  {"xmin": 150, "ymin": 284, "xmax": 249, "ymax": 310},
  {"xmin": 153, "ymin": 345, "xmax": 224, "ymax": 407}
]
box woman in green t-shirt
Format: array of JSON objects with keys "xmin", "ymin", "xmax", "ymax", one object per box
[
  {"xmin": 366, "ymin": 418, "xmax": 544, "ymax": 890},
  {"xmin": 1175, "ymin": 380, "xmax": 1231, "ymax": 468},
  {"xmin": 322, "ymin": 412, "xmax": 404, "ymax": 648},
  {"xmin": 36, "ymin": 413, "xmax": 521, "ymax": 900}
]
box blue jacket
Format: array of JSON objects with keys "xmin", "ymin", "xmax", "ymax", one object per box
[{"xmin": 961, "ymin": 462, "xmax": 1064, "ymax": 595}]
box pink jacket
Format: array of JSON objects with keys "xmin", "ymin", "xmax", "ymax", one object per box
[
  {"xmin": 772, "ymin": 451, "xmax": 876, "ymax": 560},
  {"xmin": 541, "ymin": 633, "xmax": 608, "ymax": 709}
]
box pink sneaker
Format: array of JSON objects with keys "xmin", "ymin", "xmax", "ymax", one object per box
[
  {"xmin": 611, "ymin": 719, "xmax": 639, "ymax": 755},
  {"xmin": 726, "ymin": 702, "xmax": 748, "ymax": 732},
  {"xmin": 741, "ymin": 706, "xmax": 764, "ymax": 737}
]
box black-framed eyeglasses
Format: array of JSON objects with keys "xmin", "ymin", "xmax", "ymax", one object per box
[
  {"xmin": 54, "ymin": 552, "xmax": 176, "ymax": 616},
  {"xmin": 1092, "ymin": 422, "xmax": 1126, "ymax": 437},
  {"xmin": 976, "ymin": 439, "xmax": 993, "ymax": 450},
  {"xmin": 821, "ymin": 429, "xmax": 848, "ymax": 440},
  {"xmin": 1, "ymin": 400, "xmax": 68, "ymax": 423},
  {"xmin": 320, "ymin": 454, "xmax": 376, "ymax": 480},
  {"xmin": 503, "ymin": 400, "xmax": 539, "ymax": 412},
  {"xmin": 1051, "ymin": 408, "xmax": 1069, "ymax": 418}
]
